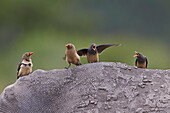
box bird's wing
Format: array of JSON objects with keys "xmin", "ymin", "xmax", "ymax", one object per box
[
  {"xmin": 97, "ymin": 44, "xmax": 120, "ymax": 54},
  {"xmin": 135, "ymin": 59, "xmax": 137, "ymax": 66},
  {"xmin": 146, "ymin": 58, "xmax": 148, "ymax": 68},
  {"xmin": 17, "ymin": 61, "xmax": 22, "ymax": 79},
  {"xmin": 77, "ymin": 49, "xmax": 88, "ymax": 57}
]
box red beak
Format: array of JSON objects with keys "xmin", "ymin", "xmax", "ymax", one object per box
[
  {"xmin": 65, "ymin": 45, "xmax": 69, "ymax": 47},
  {"xmin": 92, "ymin": 46, "xmax": 96, "ymax": 50},
  {"xmin": 29, "ymin": 52, "xmax": 34, "ymax": 55},
  {"xmin": 133, "ymin": 51, "xmax": 138, "ymax": 57}
]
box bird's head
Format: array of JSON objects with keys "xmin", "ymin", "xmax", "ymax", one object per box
[
  {"xmin": 65, "ymin": 44, "xmax": 74, "ymax": 49},
  {"xmin": 90, "ymin": 43, "xmax": 96, "ymax": 51},
  {"xmin": 23, "ymin": 52, "xmax": 34, "ymax": 60},
  {"xmin": 133, "ymin": 51, "xmax": 143, "ymax": 58}
]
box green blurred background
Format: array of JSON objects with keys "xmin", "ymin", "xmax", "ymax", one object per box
[{"xmin": 0, "ymin": 0, "xmax": 170, "ymax": 93}]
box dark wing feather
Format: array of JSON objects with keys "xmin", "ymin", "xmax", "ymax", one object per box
[
  {"xmin": 145, "ymin": 58, "xmax": 148, "ymax": 68},
  {"xmin": 17, "ymin": 61, "xmax": 22, "ymax": 79},
  {"xmin": 77, "ymin": 49, "xmax": 88, "ymax": 56},
  {"xmin": 135, "ymin": 59, "xmax": 137, "ymax": 66},
  {"xmin": 97, "ymin": 44, "xmax": 120, "ymax": 54}
]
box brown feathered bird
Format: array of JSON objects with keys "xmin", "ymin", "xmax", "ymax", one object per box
[
  {"xmin": 64, "ymin": 44, "xmax": 81, "ymax": 69},
  {"xmin": 77, "ymin": 43, "xmax": 120, "ymax": 63},
  {"xmin": 17, "ymin": 52, "xmax": 34, "ymax": 79},
  {"xmin": 133, "ymin": 51, "xmax": 148, "ymax": 68}
]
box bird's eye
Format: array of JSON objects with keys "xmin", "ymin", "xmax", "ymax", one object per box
[
  {"xmin": 69, "ymin": 44, "xmax": 72, "ymax": 47},
  {"xmin": 27, "ymin": 53, "xmax": 29, "ymax": 56}
]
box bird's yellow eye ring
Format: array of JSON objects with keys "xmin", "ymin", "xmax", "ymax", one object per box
[
  {"xmin": 69, "ymin": 44, "xmax": 72, "ymax": 47},
  {"xmin": 27, "ymin": 53, "xmax": 29, "ymax": 56}
]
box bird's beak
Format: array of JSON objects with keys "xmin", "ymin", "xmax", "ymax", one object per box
[
  {"xmin": 92, "ymin": 46, "xmax": 96, "ymax": 50},
  {"xmin": 133, "ymin": 51, "xmax": 138, "ymax": 57},
  {"xmin": 65, "ymin": 45, "xmax": 69, "ymax": 47},
  {"xmin": 29, "ymin": 52, "xmax": 34, "ymax": 56}
]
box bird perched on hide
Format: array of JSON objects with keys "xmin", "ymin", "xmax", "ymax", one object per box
[
  {"xmin": 17, "ymin": 52, "xmax": 34, "ymax": 79},
  {"xmin": 133, "ymin": 51, "xmax": 148, "ymax": 68},
  {"xmin": 64, "ymin": 44, "xmax": 81, "ymax": 69},
  {"xmin": 77, "ymin": 43, "xmax": 120, "ymax": 63}
]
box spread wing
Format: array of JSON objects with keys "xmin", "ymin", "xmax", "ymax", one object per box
[
  {"xmin": 97, "ymin": 44, "xmax": 120, "ymax": 54},
  {"xmin": 77, "ymin": 49, "xmax": 88, "ymax": 57}
]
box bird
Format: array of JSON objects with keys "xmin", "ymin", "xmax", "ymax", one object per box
[
  {"xmin": 133, "ymin": 51, "xmax": 148, "ymax": 68},
  {"xmin": 77, "ymin": 43, "xmax": 120, "ymax": 63},
  {"xmin": 64, "ymin": 44, "xmax": 81, "ymax": 69},
  {"xmin": 17, "ymin": 52, "xmax": 34, "ymax": 79}
]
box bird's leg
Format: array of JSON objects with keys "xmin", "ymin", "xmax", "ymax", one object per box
[
  {"xmin": 65, "ymin": 63, "xmax": 71, "ymax": 69},
  {"xmin": 68, "ymin": 63, "xmax": 71, "ymax": 68}
]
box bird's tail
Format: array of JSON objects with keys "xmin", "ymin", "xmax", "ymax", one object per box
[{"xmin": 62, "ymin": 56, "xmax": 66, "ymax": 60}]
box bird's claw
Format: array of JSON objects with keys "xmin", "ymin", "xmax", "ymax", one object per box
[{"xmin": 65, "ymin": 67, "xmax": 69, "ymax": 69}]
